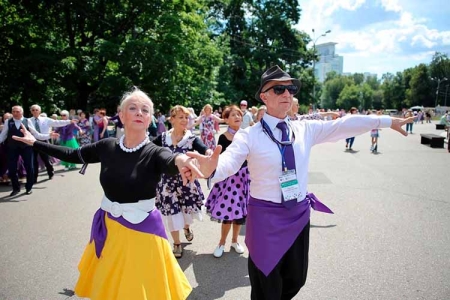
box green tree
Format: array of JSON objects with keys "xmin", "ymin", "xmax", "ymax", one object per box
[
  {"xmin": 0, "ymin": 0, "xmax": 224, "ymax": 114},
  {"xmin": 429, "ymin": 52, "xmax": 450, "ymax": 80},
  {"xmin": 321, "ymin": 74, "xmax": 353, "ymax": 109},
  {"xmin": 211, "ymin": 0, "xmax": 313, "ymax": 106},
  {"xmin": 352, "ymin": 73, "xmax": 364, "ymax": 85},
  {"xmin": 360, "ymin": 83, "xmax": 374, "ymax": 110},
  {"xmin": 406, "ymin": 64, "xmax": 433, "ymax": 107},
  {"xmin": 336, "ymin": 84, "xmax": 360, "ymax": 109}
]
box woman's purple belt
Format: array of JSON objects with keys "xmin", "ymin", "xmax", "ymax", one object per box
[{"xmin": 90, "ymin": 208, "xmax": 168, "ymax": 258}]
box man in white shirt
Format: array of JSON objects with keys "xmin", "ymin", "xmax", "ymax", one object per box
[
  {"xmin": 240, "ymin": 100, "xmax": 254, "ymax": 129},
  {"xmin": 0, "ymin": 106, "xmax": 50, "ymax": 196},
  {"xmin": 189, "ymin": 65, "xmax": 413, "ymax": 300},
  {"xmin": 29, "ymin": 104, "xmax": 74, "ymax": 182}
]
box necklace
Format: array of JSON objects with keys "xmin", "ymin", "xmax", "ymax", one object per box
[
  {"xmin": 171, "ymin": 129, "xmax": 186, "ymax": 143},
  {"xmin": 119, "ymin": 135, "xmax": 150, "ymax": 153},
  {"xmin": 227, "ymin": 127, "xmax": 238, "ymax": 135}
]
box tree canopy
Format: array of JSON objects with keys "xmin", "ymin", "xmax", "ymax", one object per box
[{"xmin": 1, "ymin": 0, "xmax": 449, "ymax": 115}]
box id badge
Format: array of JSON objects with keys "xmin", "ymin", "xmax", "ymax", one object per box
[{"xmin": 278, "ymin": 169, "xmax": 300, "ymax": 201}]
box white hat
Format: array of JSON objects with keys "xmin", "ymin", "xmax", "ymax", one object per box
[{"xmin": 240, "ymin": 100, "xmax": 248, "ymax": 106}]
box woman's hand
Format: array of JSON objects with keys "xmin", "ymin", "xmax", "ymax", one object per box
[
  {"xmin": 391, "ymin": 116, "xmax": 415, "ymax": 136},
  {"xmin": 175, "ymin": 146, "xmax": 222, "ymax": 185},
  {"xmin": 175, "ymin": 155, "xmax": 204, "ymax": 185},
  {"xmin": 12, "ymin": 124, "xmax": 37, "ymax": 146},
  {"xmin": 186, "ymin": 145, "xmax": 222, "ymax": 178}
]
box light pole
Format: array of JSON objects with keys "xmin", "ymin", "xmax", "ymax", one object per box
[
  {"xmin": 312, "ymin": 29, "xmax": 331, "ymax": 107},
  {"xmin": 432, "ymin": 77, "xmax": 448, "ymax": 107}
]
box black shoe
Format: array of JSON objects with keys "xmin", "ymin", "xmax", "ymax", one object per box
[
  {"xmin": 9, "ymin": 190, "xmax": 20, "ymax": 197},
  {"xmin": 25, "ymin": 189, "xmax": 33, "ymax": 195},
  {"xmin": 48, "ymin": 173, "xmax": 54, "ymax": 180}
]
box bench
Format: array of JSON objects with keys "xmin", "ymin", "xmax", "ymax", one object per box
[
  {"xmin": 420, "ymin": 134, "xmax": 445, "ymax": 148},
  {"xmin": 436, "ymin": 124, "xmax": 446, "ymax": 130}
]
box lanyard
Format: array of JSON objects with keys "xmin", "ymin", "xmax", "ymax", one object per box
[{"xmin": 261, "ymin": 119, "xmax": 294, "ymax": 171}]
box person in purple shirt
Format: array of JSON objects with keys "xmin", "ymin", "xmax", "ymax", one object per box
[
  {"xmin": 92, "ymin": 108, "xmax": 101, "ymax": 142},
  {"xmin": 54, "ymin": 110, "xmax": 82, "ymax": 170},
  {"xmin": 188, "ymin": 65, "xmax": 415, "ymax": 300}
]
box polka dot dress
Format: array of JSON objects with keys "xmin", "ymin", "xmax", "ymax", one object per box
[{"xmin": 205, "ymin": 167, "xmax": 250, "ymax": 223}]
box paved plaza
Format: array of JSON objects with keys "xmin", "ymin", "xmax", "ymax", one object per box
[{"xmin": 0, "ymin": 121, "xmax": 449, "ymax": 300}]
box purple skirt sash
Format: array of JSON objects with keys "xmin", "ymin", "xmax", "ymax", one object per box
[
  {"xmin": 245, "ymin": 193, "xmax": 333, "ymax": 276},
  {"xmin": 90, "ymin": 208, "xmax": 168, "ymax": 258}
]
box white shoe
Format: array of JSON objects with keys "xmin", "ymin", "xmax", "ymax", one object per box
[
  {"xmin": 231, "ymin": 242, "xmax": 245, "ymax": 254},
  {"xmin": 213, "ymin": 245, "xmax": 225, "ymax": 258}
]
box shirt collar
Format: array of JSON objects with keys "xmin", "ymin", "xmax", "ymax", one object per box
[{"xmin": 262, "ymin": 113, "xmax": 290, "ymax": 131}]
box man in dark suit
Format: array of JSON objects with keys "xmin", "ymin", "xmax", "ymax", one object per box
[{"xmin": 0, "ymin": 106, "xmax": 47, "ymax": 196}]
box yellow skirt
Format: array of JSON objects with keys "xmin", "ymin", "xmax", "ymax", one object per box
[{"xmin": 74, "ymin": 213, "xmax": 192, "ymax": 300}]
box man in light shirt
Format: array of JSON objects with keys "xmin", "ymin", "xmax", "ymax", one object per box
[
  {"xmin": 0, "ymin": 106, "xmax": 51, "ymax": 196},
  {"xmin": 29, "ymin": 104, "xmax": 75, "ymax": 182},
  {"xmin": 240, "ymin": 100, "xmax": 254, "ymax": 129},
  {"xmin": 189, "ymin": 65, "xmax": 414, "ymax": 300}
]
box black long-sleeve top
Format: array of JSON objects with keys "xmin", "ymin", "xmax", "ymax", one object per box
[
  {"xmin": 33, "ymin": 138, "xmax": 179, "ymax": 203},
  {"xmin": 217, "ymin": 134, "xmax": 247, "ymax": 169}
]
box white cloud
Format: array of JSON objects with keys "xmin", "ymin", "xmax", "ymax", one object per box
[
  {"xmin": 296, "ymin": 0, "xmax": 450, "ymax": 76},
  {"xmin": 324, "ymin": 0, "xmax": 366, "ymax": 15},
  {"xmin": 380, "ymin": 0, "xmax": 402, "ymax": 12}
]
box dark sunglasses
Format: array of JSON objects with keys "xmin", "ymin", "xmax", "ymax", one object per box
[{"xmin": 262, "ymin": 85, "xmax": 299, "ymax": 95}]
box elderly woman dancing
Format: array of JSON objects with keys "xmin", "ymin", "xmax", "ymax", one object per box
[{"xmin": 12, "ymin": 88, "xmax": 218, "ymax": 300}]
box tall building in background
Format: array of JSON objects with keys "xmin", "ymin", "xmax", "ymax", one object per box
[{"xmin": 314, "ymin": 42, "xmax": 343, "ymax": 82}]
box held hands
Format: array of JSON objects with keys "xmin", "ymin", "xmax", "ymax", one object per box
[
  {"xmin": 12, "ymin": 124, "xmax": 37, "ymax": 146},
  {"xmin": 175, "ymin": 146, "xmax": 222, "ymax": 185},
  {"xmin": 390, "ymin": 116, "xmax": 415, "ymax": 136},
  {"xmin": 186, "ymin": 145, "xmax": 222, "ymax": 178}
]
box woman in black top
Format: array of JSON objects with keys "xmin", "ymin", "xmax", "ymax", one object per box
[
  {"xmin": 12, "ymin": 88, "xmax": 213, "ymax": 300},
  {"xmin": 205, "ymin": 105, "xmax": 250, "ymax": 258}
]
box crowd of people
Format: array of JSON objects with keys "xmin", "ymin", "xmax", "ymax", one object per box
[{"xmin": 2, "ymin": 65, "xmax": 416, "ymax": 299}]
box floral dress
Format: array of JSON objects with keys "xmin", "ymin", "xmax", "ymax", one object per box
[
  {"xmin": 155, "ymin": 130, "xmax": 207, "ymax": 232},
  {"xmin": 200, "ymin": 115, "xmax": 216, "ymax": 150},
  {"xmin": 78, "ymin": 119, "xmax": 92, "ymax": 146}
]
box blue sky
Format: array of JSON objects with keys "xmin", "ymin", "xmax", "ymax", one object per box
[{"xmin": 296, "ymin": 0, "xmax": 450, "ymax": 78}]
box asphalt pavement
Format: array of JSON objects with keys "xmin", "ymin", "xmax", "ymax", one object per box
[{"xmin": 0, "ymin": 121, "xmax": 449, "ymax": 300}]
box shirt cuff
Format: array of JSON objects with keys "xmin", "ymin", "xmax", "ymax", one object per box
[{"xmin": 379, "ymin": 116, "xmax": 392, "ymax": 128}]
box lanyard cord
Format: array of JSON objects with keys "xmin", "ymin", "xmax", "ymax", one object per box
[{"xmin": 261, "ymin": 119, "xmax": 294, "ymax": 171}]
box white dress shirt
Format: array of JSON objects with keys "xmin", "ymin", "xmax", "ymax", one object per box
[
  {"xmin": 29, "ymin": 116, "xmax": 72, "ymax": 140},
  {"xmin": 0, "ymin": 118, "xmax": 50, "ymax": 143},
  {"xmin": 212, "ymin": 113, "xmax": 392, "ymax": 203}
]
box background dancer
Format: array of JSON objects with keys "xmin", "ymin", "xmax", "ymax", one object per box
[
  {"xmin": 154, "ymin": 105, "xmax": 211, "ymax": 258},
  {"xmin": 205, "ymin": 105, "xmax": 250, "ymax": 258}
]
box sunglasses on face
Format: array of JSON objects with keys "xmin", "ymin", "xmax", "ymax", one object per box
[{"xmin": 262, "ymin": 85, "xmax": 299, "ymax": 95}]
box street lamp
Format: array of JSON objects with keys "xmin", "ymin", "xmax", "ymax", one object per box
[
  {"xmin": 312, "ymin": 29, "xmax": 331, "ymax": 107},
  {"xmin": 432, "ymin": 77, "xmax": 448, "ymax": 107}
]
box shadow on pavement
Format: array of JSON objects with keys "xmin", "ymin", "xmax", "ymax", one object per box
[
  {"xmin": 310, "ymin": 224, "xmax": 337, "ymax": 229},
  {"xmin": 58, "ymin": 288, "xmax": 75, "ymax": 297},
  {"xmin": 179, "ymin": 250, "xmax": 250, "ymax": 300},
  {"xmin": 344, "ymin": 149, "xmax": 360, "ymax": 154}
]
